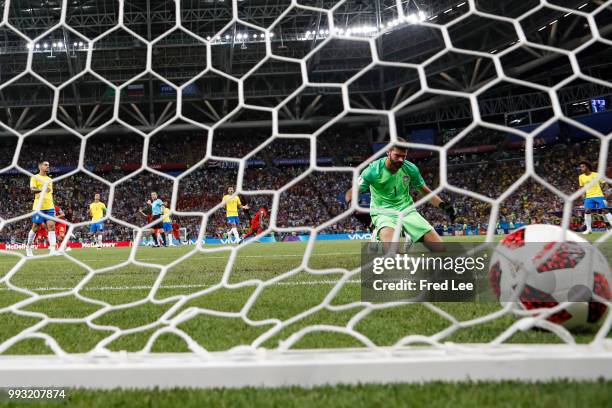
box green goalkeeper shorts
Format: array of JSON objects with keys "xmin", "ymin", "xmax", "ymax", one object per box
[{"xmin": 371, "ymin": 211, "xmax": 434, "ymax": 243}]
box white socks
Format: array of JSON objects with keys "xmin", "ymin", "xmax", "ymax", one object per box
[
  {"xmin": 27, "ymin": 229, "xmax": 56, "ymax": 253},
  {"xmin": 584, "ymin": 213, "xmax": 612, "ymax": 231},
  {"xmin": 166, "ymin": 233, "xmax": 173, "ymax": 246},
  {"xmin": 48, "ymin": 231, "xmax": 56, "ymax": 250},
  {"xmin": 97, "ymin": 234, "xmax": 103, "ymax": 246},
  {"xmin": 27, "ymin": 230, "xmax": 36, "ymax": 246},
  {"xmin": 230, "ymin": 227, "xmax": 240, "ymax": 241},
  {"xmin": 584, "ymin": 213, "xmax": 592, "ymax": 231}
]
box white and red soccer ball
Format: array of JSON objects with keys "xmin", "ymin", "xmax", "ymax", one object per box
[{"xmin": 489, "ymin": 224, "xmax": 612, "ymax": 330}]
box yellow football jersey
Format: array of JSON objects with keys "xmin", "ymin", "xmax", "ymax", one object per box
[
  {"xmin": 222, "ymin": 195, "xmax": 241, "ymax": 217},
  {"xmin": 30, "ymin": 174, "xmax": 54, "ymax": 211},
  {"xmin": 90, "ymin": 202, "xmax": 106, "ymax": 221},
  {"xmin": 579, "ymin": 172, "xmax": 605, "ymax": 198},
  {"xmin": 162, "ymin": 207, "xmax": 172, "ymax": 223}
]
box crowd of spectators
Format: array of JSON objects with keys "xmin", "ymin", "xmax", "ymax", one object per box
[
  {"xmin": 0, "ymin": 130, "xmax": 607, "ymax": 243},
  {"xmin": 418, "ymin": 138, "xmax": 604, "ymax": 231}
]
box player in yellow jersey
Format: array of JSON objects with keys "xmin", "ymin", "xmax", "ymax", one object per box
[
  {"xmin": 89, "ymin": 193, "xmax": 107, "ymax": 248},
  {"xmin": 222, "ymin": 187, "xmax": 249, "ymax": 243},
  {"xmin": 579, "ymin": 161, "xmax": 612, "ymax": 234},
  {"xmin": 26, "ymin": 161, "xmax": 58, "ymax": 257},
  {"xmin": 162, "ymin": 205, "xmax": 175, "ymax": 247}
]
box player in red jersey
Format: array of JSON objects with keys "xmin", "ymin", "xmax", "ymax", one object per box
[
  {"xmin": 54, "ymin": 205, "xmax": 69, "ymax": 249},
  {"xmin": 244, "ymin": 207, "xmax": 268, "ymax": 238},
  {"xmin": 34, "ymin": 223, "xmax": 48, "ymax": 245},
  {"xmin": 172, "ymin": 222, "xmax": 180, "ymax": 241}
]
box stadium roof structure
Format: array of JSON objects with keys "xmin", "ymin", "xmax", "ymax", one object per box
[{"xmin": 0, "ymin": 0, "xmax": 610, "ymax": 135}]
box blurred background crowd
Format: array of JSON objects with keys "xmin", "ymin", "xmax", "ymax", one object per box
[{"xmin": 0, "ymin": 130, "xmax": 607, "ymax": 243}]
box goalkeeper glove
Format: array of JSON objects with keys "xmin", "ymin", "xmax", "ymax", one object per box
[{"xmin": 439, "ymin": 202, "xmax": 456, "ymax": 223}]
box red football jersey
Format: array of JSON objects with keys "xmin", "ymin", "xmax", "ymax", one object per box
[
  {"xmin": 36, "ymin": 223, "xmax": 48, "ymax": 237},
  {"xmin": 251, "ymin": 207, "xmax": 268, "ymax": 225},
  {"xmin": 54, "ymin": 205, "xmax": 67, "ymax": 227}
]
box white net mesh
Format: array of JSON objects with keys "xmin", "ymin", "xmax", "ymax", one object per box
[{"xmin": 1, "ymin": 0, "xmax": 612, "ymax": 379}]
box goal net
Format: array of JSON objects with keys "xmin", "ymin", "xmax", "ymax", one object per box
[{"xmin": 1, "ymin": 0, "xmax": 612, "ymax": 388}]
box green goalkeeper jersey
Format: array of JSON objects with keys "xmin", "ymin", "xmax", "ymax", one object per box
[{"xmin": 358, "ymin": 157, "xmax": 425, "ymax": 214}]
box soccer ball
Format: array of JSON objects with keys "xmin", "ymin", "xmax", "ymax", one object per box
[{"xmin": 488, "ymin": 224, "xmax": 612, "ymax": 330}]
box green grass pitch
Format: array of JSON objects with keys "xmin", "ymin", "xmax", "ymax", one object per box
[
  {"xmin": 1, "ymin": 380, "xmax": 610, "ymax": 408},
  {"xmin": 1, "ymin": 234, "xmax": 610, "ymax": 405}
]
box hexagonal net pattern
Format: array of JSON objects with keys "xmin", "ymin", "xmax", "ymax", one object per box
[{"xmin": 1, "ymin": 0, "xmax": 612, "ymax": 387}]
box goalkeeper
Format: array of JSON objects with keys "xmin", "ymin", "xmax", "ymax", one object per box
[{"xmin": 346, "ymin": 138, "xmax": 455, "ymax": 252}]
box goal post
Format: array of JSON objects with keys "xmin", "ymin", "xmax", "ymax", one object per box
[
  {"xmin": 1, "ymin": 0, "xmax": 612, "ymax": 389},
  {"xmin": 2, "ymin": 346, "xmax": 612, "ymax": 389}
]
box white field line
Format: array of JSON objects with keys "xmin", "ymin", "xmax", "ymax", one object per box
[
  {"xmin": 0, "ymin": 252, "xmax": 362, "ymax": 263},
  {"xmin": 0, "ymin": 280, "xmax": 362, "ymax": 292}
]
